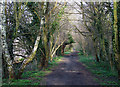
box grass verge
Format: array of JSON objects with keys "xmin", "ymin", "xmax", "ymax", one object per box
[{"xmin": 78, "ymin": 54, "xmax": 120, "ymax": 85}]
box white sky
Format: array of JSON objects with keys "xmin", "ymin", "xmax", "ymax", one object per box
[{"xmin": 0, "ymin": 0, "xmax": 119, "ymax": 2}]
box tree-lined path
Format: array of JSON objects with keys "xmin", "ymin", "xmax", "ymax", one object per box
[
  {"xmin": 45, "ymin": 52, "xmax": 98, "ymax": 85},
  {"xmin": 1, "ymin": 0, "xmax": 120, "ymax": 86}
]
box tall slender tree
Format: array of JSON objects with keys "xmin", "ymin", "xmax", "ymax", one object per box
[
  {"xmin": 113, "ymin": 0, "xmax": 120, "ymax": 79},
  {"xmin": 1, "ymin": 0, "xmax": 14, "ymax": 80}
]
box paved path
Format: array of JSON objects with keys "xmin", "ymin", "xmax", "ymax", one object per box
[{"xmin": 45, "ymin": 52, "xmax": 99, "ymax": 85}]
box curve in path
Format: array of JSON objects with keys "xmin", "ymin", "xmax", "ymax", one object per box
[{"xmin": 45, "ymin": 52, "xmax": 99, "ymax": 85}]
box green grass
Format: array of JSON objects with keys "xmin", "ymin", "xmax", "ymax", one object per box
[
  {"xmin": 3, "ymin": 79, "xmax": 32, "ymax": 85},
  {"xmin": 64, "ymin": 51, "xmax": 71, "ymax": 54},
  {"xmin": 3, "ymin": 56, "xmax": 63, "ymax": 86},
  {"xmin": 78, "ymin": 53, "xmax": 119, "ymax": 85},
  {"xmin": 22, "ymin": 70, "xmax": 46, "ymax": 78},
  {"xmin": 3, "ymin": 70, "xmax": 46, "ymax": 85},
  {"xmin": 46, "ymin": 56, "xmax": 63, "ymax": 70},
  {"xmin": 78, "ymin": 52, "xmax": 84, "ymax": 55}
]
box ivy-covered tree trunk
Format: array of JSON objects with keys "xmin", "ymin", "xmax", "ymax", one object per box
[
  {"xmin": 1, "ymin": 1, "xmax": 14, "ymax": 80},
  {"xmin": 113, "ymin": 0, "xmax": 120, "ymax": 79},
  {"xmin": 100, "ymin": 34, "xmax": 107, "ymax": 61}
]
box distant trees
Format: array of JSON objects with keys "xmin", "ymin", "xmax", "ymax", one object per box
[
  {"xmin": 74, "ymin": 2, "xmax": 112, "ymax": 62},
  {"xmin": 72, "ymin": 1, "xmax": 120, "ymax": 80}
]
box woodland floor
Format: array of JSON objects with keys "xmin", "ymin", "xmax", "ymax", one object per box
[{"xmin": 44, "ymin": 52, "xmax": 99, "ymax": 85}]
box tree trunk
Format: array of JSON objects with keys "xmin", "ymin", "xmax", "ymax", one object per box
[
  {"xmin": 113, "ymin": 0, "xmax": 120, "ymax": 79},
  {"xmin": 6, "ymin": 1, "xmax": 14, "ymax": 61},
  {"xmin": 2, "ymin": 53, "xmax": 9, "ymax": 79},
  {"xmin": 0, "ymin": 4, "xmax": 2, "ymax": 83},
  {"xmin": 109, "ymin": 34, "xmax": 114, "ymax": 70},
  {"xmin": 61, "ymin": 44, "xmax": 65, "ymax": 56},
  {"xmin": 39, "ymin": 57, "xmax": 46, "ymax": 69},
  {"xmin": 1, "ymin": 1, "xmax": 14, "ymax": 80},
  {"xmin": 93, "ymin": 38, "xmax": 99, "ymax": 62},
  {"xmin": 43, "ymin": 29, "xmax": 49, "ymax": 67}
]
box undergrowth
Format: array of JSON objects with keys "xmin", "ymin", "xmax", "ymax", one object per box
[{"xmin": 78, "ymin": 53, "xmax": 120, "ymax": 85}]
